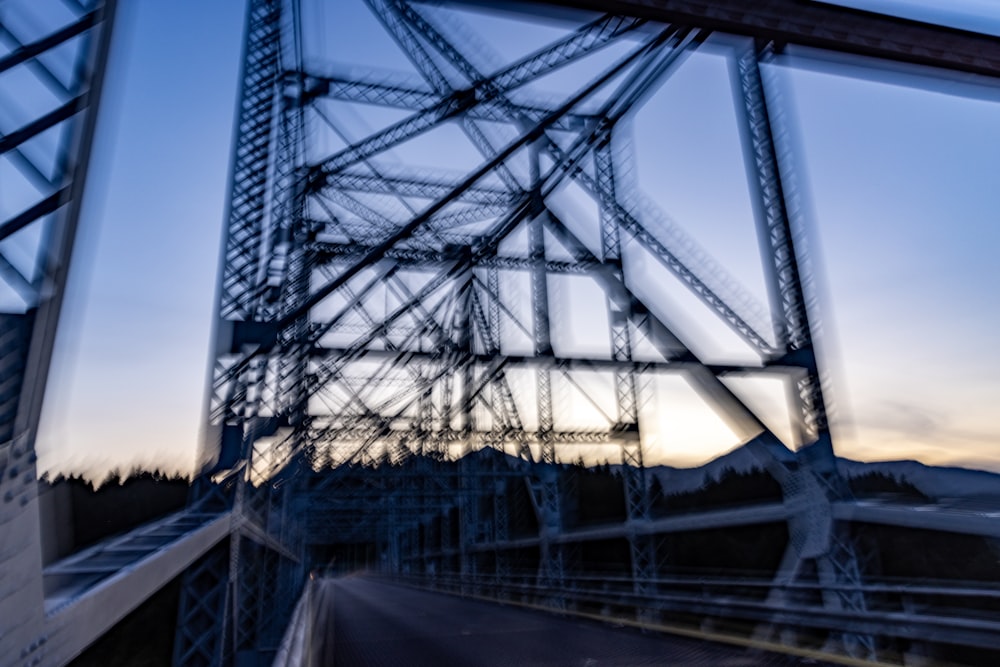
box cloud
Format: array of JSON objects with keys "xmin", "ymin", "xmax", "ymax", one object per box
[{"xmin": 856, "ymin": 399, "xmax": 944, "ymax": 439}]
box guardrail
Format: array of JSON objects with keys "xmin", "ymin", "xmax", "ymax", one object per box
[{"xmin": 389, "ymin": 569, "xmax": 1000, "ymax": 663}]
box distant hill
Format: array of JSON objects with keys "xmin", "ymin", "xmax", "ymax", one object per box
[
  {"xmin": 645, "ymin": 444, "xmax": 764, "ymax": 496},
  {"xmin": 643, "ymin": 440, "xmax": 1000, "ymax": 501},
  {"xmin": 839, "ymin": 458, "xmax": 1000, "ymax": 500}
]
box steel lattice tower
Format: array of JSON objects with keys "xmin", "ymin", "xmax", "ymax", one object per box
[{"xmin": 170, "ymin": 0, "xmax": 885, "ymax": 662}]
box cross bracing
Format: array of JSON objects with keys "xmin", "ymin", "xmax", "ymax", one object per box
[
  {"xmin": 5, "ymin": 1, "xmax": 1000, "ymax": 665},
  {"xmin": 182, "ymin": 0, "xmax": 1000, "ymax": 662},
  {"xmin": 169, "ymin": 0, "xmax": 996, "ymax": 661}
]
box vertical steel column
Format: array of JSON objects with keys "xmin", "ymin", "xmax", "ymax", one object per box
[
  {"xmin": 527, "ymin": 143, "xmax": 566, "ymax": 596},
  {"xmin": 175, "ymin": 1, "xmax": 283, "ymax": 664},
  {"xmin": 238, "ymin": 52, "xmax": 310, "ymax": 659},
  {"xmin": 452, "ymin": 250, "xmax": 479, "ymax": 586},
  {"xmin": 595, "ymin": 136, "xmax": 656, "ymax": 598},
  {"xmin": 173, "ymin": 544, "xmax": 232, "ymax": 667},
  {"xmin": 485, "ymin": 267, "xmax": 512, "ymax": 589},
  {"xmin": 735, "ymin": 41, "xmax": 874, "ymax": 659},
  {"xmin": 202, "ymin": 0, "xmax": 283, "ymax": 475}
]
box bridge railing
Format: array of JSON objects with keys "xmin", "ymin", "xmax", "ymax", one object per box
[{"xmin": 388, "ymin": 569, "xmax": 1000, "ymax": 661}]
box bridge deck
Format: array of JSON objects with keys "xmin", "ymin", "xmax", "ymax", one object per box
[{"xmin": 290, "ymin": 576, "xmax": 833, "ymax": 666}]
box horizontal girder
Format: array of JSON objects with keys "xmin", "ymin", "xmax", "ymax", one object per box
[{"xmin": 471, "ymin": 0, "xmax": 1000, "ymax": 78}]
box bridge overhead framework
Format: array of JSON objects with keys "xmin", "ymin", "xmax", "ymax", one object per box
[{"xmin": 2, "ymin": 1, "xmax": 1000, "ymax": 666}]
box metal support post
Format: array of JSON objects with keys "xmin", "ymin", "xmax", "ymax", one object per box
[
  {"xmin": 595, "ymin": 137, "xmax": 656, "ymax": 600},
  {"xmin": 734, "ymin": 40, "xmax": 874, "ymax": 659}
]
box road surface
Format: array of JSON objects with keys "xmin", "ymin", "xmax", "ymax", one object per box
[{"xmin": 303, "ymin": 575, "xmax": 831, "ymax": 666}]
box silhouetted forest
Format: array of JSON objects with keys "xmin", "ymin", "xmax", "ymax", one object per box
[
  {"xmin": 40, "ymin": 469, "xmax": 189, "ymax": 559},
  {"xmin": 848, "ymin": 470, "xmax": 928, "ymax": 501},
  {"xmin": 45, "ymin": 470, "xmax": 190, "ymax": 666},
  {"xmin": 653, "ymin": 467, "xmax": 783, "ymax": 513}
]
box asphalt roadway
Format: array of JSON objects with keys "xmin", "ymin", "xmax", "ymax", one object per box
[{"xmin": 307, "ymin": 575, "xmax": 833, "ymax": 667}]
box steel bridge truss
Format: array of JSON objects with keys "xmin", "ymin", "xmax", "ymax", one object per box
[
  {"xmin": 180, "ymin": 0, "xmax": 902, "ymax": 661},
  {"xmin": 3, "ymin": 1, "xmax": 999, "ymax": 665}
]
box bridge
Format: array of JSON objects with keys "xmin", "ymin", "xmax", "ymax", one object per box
[{"xmin": 1, "ymin": 0, "xmax": 999, "ymax": 665}]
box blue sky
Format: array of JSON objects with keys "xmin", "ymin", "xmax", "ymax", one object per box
[{"xmin": 30, "ymin": 0, "xmax": 1000, "ymax": 478}]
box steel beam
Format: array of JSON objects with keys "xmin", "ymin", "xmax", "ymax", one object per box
[{"xmin": 473, "ymin": 0, "xmax": 1000, "ymax": 78}]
